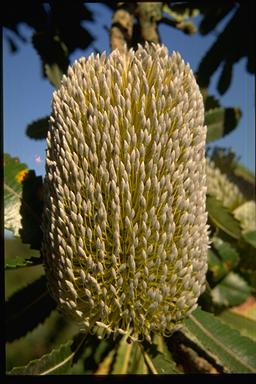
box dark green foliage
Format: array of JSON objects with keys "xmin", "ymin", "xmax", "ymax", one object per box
[
  {"xmin": 3, "ymin": 1, "xmax": 94, "ymax": 84},
  {"xmin": 6, "ymin": 276, "xmax": 56, "ymax": 342},
  {"xmin": 26, "ymin": 116, "xmax": 49, "ymax": 140},
  {"xmin": 142, "ymin": 340, "xmax": 180, "ymax": 374},
  {"xmin": 197, "ymin": 2, "xmax": 255, "ymax": 94},
  {"xmin": 19, "ymin": 171, "xmax": 43, "ymax": 250},
  {"xmin": 205, "ymin": 107, "xmax": 241, "ymax": 142},
  {"xmin": 207, "ymin": 239, "xmax": 239, "ymax": 285}
]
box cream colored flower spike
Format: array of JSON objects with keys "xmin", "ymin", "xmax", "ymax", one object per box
[{"xmin": 42, "ymin": 43, "xmax": 209, "ymax": 342}]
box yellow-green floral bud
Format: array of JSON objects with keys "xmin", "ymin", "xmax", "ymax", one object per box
[
  {"xmin": 206, "ymin": 159, "xmax": 244, "ymax": 210},
  {"xmin": 42, "ymin": 43, "xmax": 209, "ymax": 342}
]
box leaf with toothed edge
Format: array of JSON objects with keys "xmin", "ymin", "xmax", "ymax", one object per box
[
  {"xmin": 5, "ymin": 256, "xmax": 42, "ymax": 269},
  {"xmin": 183, "ymin": 308, "xmax": 256, "ymax": 373},
  {"xmin": 8, "ymin": 333, "xmax": 87, "ymax": 375},
  {"xmin": 6, "ymin": 276, "xmax": 56, "ymax": 342}
]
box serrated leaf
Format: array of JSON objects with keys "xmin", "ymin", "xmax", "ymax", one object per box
[
  {"xmin": 142, "ymin": 341, "xmax": 180, "ymax": 374},
  {"xmin": 207, "ymin": 195, "xmax": 241, "ymax": 239},
  {"xmin": 205, "ymin": 107, "xmax": 241, "ymax": 142},
  {"xmin": 218, "ymin": 310, "xmax": 256, "ymax": 341},
  {"xmin": 5, "ymin": 256, "xmax": 42, "ymax": 269},
  {"xmin": 6, "ymin": 276, "xmax": 56, "ymax": 342},
  {"xmin": 5, "ymin": 235, "xmax": 41, "ymax": 269},
  {"xmin": 111, "ymin": 335, "xmax": 133, "ymax": 374},
  {"xmin": 9, "ymin": 332, "xmax": 87, "ymax": 375},
  {"xmin": 26, "ymin": 116, "xmax": 49, "ymax": 140},
  {"xmin": 211, "ymin": 272, "xmax": 250, "ymax": 307},
  {"xmin": 4, "ymin": 153, "xmax": 28, "ymax": 236},
  {"xmin": 183, "ymin": 308, "xmax": 256, "ymax": 373}
]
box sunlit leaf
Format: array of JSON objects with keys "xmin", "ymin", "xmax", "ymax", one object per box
[
  {"xmin": 5, "ymin": 235, "xmax": 41, "ymax": 269},
  {"xmin": 183, "ymin": 308, "xmax": 256, "ymax": 373},
  {"xmin": 211, "ymin": 272, "xmax": 250, "ymax": 307},
  {"xmin": 5, "ymin": 256, "xmax": 42, "ymax": 270},
  {"xmin": 205, "ymin": 107, "xmax": 241, "ymax": 142},
  {"xmin": 218, "ymin": 310, "xmax": 256, "ymax": 341},
  {"xmin": 45, "ymin": 63, "xmax": 64, "ymax": 88},
  {"xmin": 111, "ymin": 335, "xmax": 133, "ymax": 374},
  {"xmin": 128, "ymin": 343, "xmax": 148, "ymax": 374},
  {"xmin": 94, "ymin": 349, "xmax": 115, "ymax": 375},
  {"xmin": 242, "ymin": 231, "xmax": 256, "ymax": 248},
  {"xmin": 206, "ymin": 195, "xmax": 241, "ymax": 239}
]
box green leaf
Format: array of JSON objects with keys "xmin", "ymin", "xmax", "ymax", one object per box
[
  {"xmin": 128, "ymin": 343, "xmax": 148, "ymax": 374},
  {"xmin": 9, "ymin": 333, "xmax": 87, "ymax": 375},
  {"xmin": 5, "ymin": 256, "xmax": 42, "ymax": 269},
  {"xmin": 26, "ymin": 116, "xmax": 49, "ymax": 140},
  {"xmin": 242, "ymin": 231, "xmax": 256, "ymax": 248},
  {"xmin": 204, "ymin": 94, "xmax": 220, "ymax": 111},
  {"xmin": 205, "ymin": 107, "xmax": 241, "ymax": 142},
  {"xmin": 45, "ymin": 63, "xmax": 64, "ymax": 88},
  {"xmin": 183, "ymin": 308, "xmax": 256, "ymax": 373},
  {"xmin": 208, "ymin": 237, "xmax": 239, "ymax": 284},
  {"xmin": 234, "ymin": 163, "xmax": 255, "ymax": 186},
  {"xmin": 5, "ymin": 235, "xmax": 41, "ymax": 269},
  {"xmin": 111, "ymin": 335, "xmax": 133, "ymax": 374},
  {"xmin": 94, "ymin": 349, "xmax": 115, "ymax": 375},
  {"xmin": 218, "ymin": 310, "xmax": 256, "ymax": 341},
  {"xmin": 4, "ymin": 153, "xmax": 28, "ymax": 236},
  {"xmin": 32, "ymin": 31, "xmax": 69, "ymax": 87},
  {"xmin": 19, "ymin": 170, "xmax": 43, "ymax": 250},
  {"xmin": 6, "ymin": 276, "xmax": 56, "ymax": 342},
  {"xmin": 142, "ymin": 341, "xmax": 180, "ymax": 374},
  {"xmin": 64, "ymin": 334, "xmax": 116, "ymax": 374},
  {"xmin": 207, "ymin": 195, "xmax": 241, "ymax": 239},
  {"xmin": 211, "ymin": 272, "xmax": 250, "ymax": 307}
]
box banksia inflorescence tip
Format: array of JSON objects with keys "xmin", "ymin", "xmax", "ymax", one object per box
[{"xmin": 42, "ymin": 43, "xmax": 209, "ymax": 342}]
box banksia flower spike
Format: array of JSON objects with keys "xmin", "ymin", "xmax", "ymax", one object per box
[{"xmin": 42, "ymin": 43, "xmax": 208, "ymax": 343}]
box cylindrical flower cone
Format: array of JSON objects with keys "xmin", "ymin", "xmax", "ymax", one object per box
[{"xmin": 42, "ymin": 43, "xmax": 209, "ymax": 342}]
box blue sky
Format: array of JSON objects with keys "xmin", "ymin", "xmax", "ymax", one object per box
[{"xmin": 3, "ymin": 3, "xmax": 255, "ymax": 175}]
